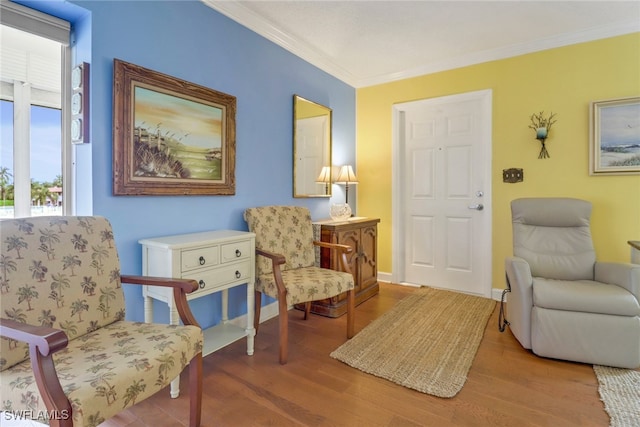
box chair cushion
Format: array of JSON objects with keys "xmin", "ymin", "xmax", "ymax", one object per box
[
  {"xmin": 1, "ymin": 216, "xmax": 125, "ymax": 371},
  {"xmin": 511, "ymin": 198, "xmax": 596, "ymax": 280},
  {"xmin": 0, "ymin": 320, "xmax": 202, "ymax": 426},
  {"xmin": 244, "ymin": 206, "xmax": 316, "ymax": 277},
  {"xmin": 256, "ymin": 266, "xmax": 354, "ymax": 306},
  {"xmin": 533, "ymin": 278, "xmax": 640, "ymax": 316}
]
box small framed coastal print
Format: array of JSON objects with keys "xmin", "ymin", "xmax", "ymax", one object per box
[{"xmin": 589, "ymin": 96, "xmax": 640, "ymax": 175}]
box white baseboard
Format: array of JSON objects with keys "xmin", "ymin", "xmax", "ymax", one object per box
[
  {"xmin": 259, "ymin": 301, "xmax": 280, "ymax": 322},
  {"xmin": 378, "ymin": 271, "xmax": 392, "ymax": 283},
  {"xmin": 227, "ymin": 301, "xmax": 280, "ymax": 328},
  {"xmin": 492, "ymin": 287, "xmax": 508, "ymax": 302},
  {"xmin": 378, "ymin": 271, "xmax": 507, "ymax": 302}
]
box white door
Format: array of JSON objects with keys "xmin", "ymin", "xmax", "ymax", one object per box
[{"xmin": 392, "ymin": 90, "xmax": 492, "ymax": 297}]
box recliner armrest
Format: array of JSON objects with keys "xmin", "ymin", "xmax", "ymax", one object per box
[
  {"xmin": 505, "ymin": 256, "xmax": 533, "ymax": 291},
  {"xmin": 595, "ymin": 262, "xmax": 640, "ymax": 300},
  {"xmin": 505, "ymin": 256, "xmax": 534, "ymax": 349}
]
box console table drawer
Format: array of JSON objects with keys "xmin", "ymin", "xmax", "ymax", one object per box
[
  {"xmin": 221, "ymin": 240, "xmax": 252, "ymax": 263},
  {"xmin": 181, "ymin": 246, "xmax": 220, "ymax": 272},
  {"xmin": 186, "ymin": 261, "xmax": 252, "ymax": 297}
]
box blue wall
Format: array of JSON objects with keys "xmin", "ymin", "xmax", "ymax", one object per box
[{"xmin": 17, "ymin": 0, "xmax": 356, "ymax": 327}]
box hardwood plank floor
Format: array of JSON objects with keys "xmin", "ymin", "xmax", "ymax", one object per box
[{"xmin": 102, "ymin": 283, "xmax": 613, "ymax": 427}]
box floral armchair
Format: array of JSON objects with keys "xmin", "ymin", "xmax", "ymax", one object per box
[
  {"xmin": 0, "ymin": 216, "xmax": 203, "ymax": 426},
  {"xmin": 244, "ymin": 206, "xmax": 355, "ymax": 364}
]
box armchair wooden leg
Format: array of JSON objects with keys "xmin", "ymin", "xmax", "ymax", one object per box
[
  {"xmin": 346, "ymin": 289, "xmax": 355, "ymax": 339},
  {"xmin": 254, "ymin": 291, "xmax": 262, "ymax": 334},
  {"xmin": 189, "ymin": 352, "xmax": 203, "ymax": 427},
  {"xmin": 304, "ymin": 301, "xmax": 311, "ymax": 320},
  {"xmin": 278, "ymin": 298, "xmax": 289, "ymax": 364}
]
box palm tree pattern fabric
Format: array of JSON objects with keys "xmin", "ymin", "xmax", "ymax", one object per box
[
  {"xmin": 244, "ymin": 206, "xmax": 354, "ymax": 306},
  {"xmin": 1, "ymin": 216, "xmax": 203, "ymax": 426}
]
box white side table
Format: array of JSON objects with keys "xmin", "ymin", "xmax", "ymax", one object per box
[{"xmin": 139, "ymin": 230, "xmax": 256, "ymax": 397}]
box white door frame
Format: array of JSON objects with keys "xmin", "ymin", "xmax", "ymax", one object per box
[{"xmin": 391, "ymin": 89, "xmax": 493, "ymax": 296}]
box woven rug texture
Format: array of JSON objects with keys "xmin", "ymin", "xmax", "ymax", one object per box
[
  {"xmin": 330, "ymin": 286, "xmax": 495, "ymax": 398},
  {"xmin": 594, "ymin": 365, "xmax": 640, "ymax": 427}
]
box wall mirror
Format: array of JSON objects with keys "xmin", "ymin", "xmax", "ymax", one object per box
[{"xmin": 293, "ymin": 95, "xmax": 332, "ymax": 198}]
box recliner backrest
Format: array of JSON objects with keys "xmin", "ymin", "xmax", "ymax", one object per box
[
  {"xmin": 511, "ymin": 198, "xmax": 596, "ymax": 280},
  {"xmin": 244, "ymin": 206, "xmax": 316, "ymax": 277},
  {"xmin": 0, "ymin": 216, "xmax": 125, "ymax": 371}
]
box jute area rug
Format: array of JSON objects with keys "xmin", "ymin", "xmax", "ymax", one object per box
[
  {"xmin": 330, "ymin": 286, "xmax": 495, "ymax": 398},
  {"xmin": 594, "ymin": 365, "xmax": 640, "ymax": 427}
]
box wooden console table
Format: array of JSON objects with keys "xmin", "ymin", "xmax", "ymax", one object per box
[{"xmin": 301, "ymin": 217, "xmax": 380, "ymax": 317}]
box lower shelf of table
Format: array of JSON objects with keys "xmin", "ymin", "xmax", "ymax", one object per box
[{"xmin": 202, "ymin": 322, "xmax": 252, "ymax": 356}]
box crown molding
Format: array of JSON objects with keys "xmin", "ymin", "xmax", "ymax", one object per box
[
  {"xmin": 203, "ymin": 1, "xmax": 640, "ymax": 89},
  {"xmin": 356, "ymin": 19, "xmax": 640, "ymax": 88},
  {"xmin": 203, "ymin": 0, "xmax": 359, "ymax": 86}
]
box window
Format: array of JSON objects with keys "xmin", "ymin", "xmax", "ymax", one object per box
[{"xmin": 0, "ymin": 2, "xmax": 71, "ymax": 218}]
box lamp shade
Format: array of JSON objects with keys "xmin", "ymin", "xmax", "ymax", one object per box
[
  {"xmin": 335, "ymin": 165, "xmax": 358, "ymax": 184},
  {"xmin": 316, "ymin": 166, "xmax": 332, "ymax": 183}
]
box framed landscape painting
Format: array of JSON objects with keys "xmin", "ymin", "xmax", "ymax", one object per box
[
  {"xmin": 113, "ymin": 59, "xmax": 236, "ymax": 195},
  {"xmin": 589, "ymin": 96, "xmax": 640, "ymax": 175}
]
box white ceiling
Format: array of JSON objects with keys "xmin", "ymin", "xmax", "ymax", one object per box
[{"xmin": 204, "ymin": 1, "xmax": 640, "ymax": 88}]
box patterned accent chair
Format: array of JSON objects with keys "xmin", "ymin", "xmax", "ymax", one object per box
[
  {"xmin": 0, "ymin": 216, "xmax": 203, "ymax": 426},
  {"xmin": 244, "ymin": 206, "xmax": 355, "ymax": 364}
]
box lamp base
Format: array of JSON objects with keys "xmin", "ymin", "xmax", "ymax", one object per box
[{"xmin": 330, "ymin": 203, "xmax": 352, "ymax": 221}]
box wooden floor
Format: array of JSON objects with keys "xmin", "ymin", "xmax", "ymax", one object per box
[{"xmin": 102, "ymin": 283, "xmax": 612, "ymax": 427}]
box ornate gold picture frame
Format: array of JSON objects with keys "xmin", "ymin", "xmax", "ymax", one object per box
[{"xmin": 113, "ymin": 59, "xmax": 236, "ymax": 195}]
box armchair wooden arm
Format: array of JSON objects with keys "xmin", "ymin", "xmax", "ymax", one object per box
[
  {"xmin": 255, "ymin": 248, "xmax": 286, "ymax": 265},
  {"xmin": 254, "ymin": 249, "xmax": 287, "ymax": 298},
  {"xmin": 313, "ymin": 240, "xmax": 352, "ymax": 253},
  {"xmin": 121, "ymin": 275, "xmax": 201, "ymax": 328},
  {"xmin": 0, "ymin": 318, "xmax": 72, "ymax": 427},
  {"xmin": 0, "ymin": 318, "xmax": 68, "ymax": 356},
  {"xmin": 313, "ymin": 240, "xmax": 354, "ymax": 275}
]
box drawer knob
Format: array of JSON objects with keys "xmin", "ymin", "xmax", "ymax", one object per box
[
  {"xmin": 198, "ymin": 280, "xmax": 205, "ymax": 289},
  {"xmin": 235, "ymin": 270, "xmax": 241, "ymax": 279},
  {"xmin": 199, "ymin": 256, "xmax": 205, "ymax": 265},
  {"xmin": 235, "ymin": 249, "xmax": 242, "ymax": 257}
]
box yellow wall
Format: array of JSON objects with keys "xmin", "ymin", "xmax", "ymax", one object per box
[{"xmin": 357, "ymin": 33, "xmax": 640, "ymax": 288}]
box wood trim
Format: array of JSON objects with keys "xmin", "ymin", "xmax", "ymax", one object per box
[{"xmin": 0, "ymin": 318, "xmax": 72, "ymax": 426}]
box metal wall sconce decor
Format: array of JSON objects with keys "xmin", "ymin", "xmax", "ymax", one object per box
[{"xmin": 528, "ymin": 111, "xmax": 557, "ymax": 159}]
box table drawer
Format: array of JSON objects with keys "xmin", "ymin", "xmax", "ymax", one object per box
[
  {"xmin": 186, "ymin": 261, "xmax": 252, "ymax": 296},
  {"xmin": 181, "ymin": 246, "xmax": 220, "ymax": 272},
  {"xmin": 221, "ymin": 240, "xmax": 252, "ymax": 263}
]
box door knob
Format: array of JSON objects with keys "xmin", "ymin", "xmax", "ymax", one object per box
[{"xmin": 468, "ymin": 204, "xmax": 484, "ymax": 211}]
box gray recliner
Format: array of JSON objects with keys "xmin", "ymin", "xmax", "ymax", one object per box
[{"xmin": 505, "ymin": 198, "xmax": 640, "ymax": 369}]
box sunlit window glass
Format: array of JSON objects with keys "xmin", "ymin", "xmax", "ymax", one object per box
[{"xmin": 30, "ymin": 105, "xmax": 62, "ymax": 215}]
